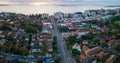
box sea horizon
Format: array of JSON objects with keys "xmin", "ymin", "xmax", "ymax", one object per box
[{"xmin": 0, "ymin": 5, "xmax": 120, "ymax": 15}]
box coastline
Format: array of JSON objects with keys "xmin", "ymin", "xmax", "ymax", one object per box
[
  {"xmin": 105, "ymin": 5, "xmax": 120, "ymax": 7},
  {"xmin": 0, "ymin": 5, "xmax": 120, "ymax": 15},
  {"xmin": 0, "ymin": 5, "xmax": 8, "ymax": 6}
]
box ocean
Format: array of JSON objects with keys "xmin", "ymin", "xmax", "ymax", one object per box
[{"xmin": 0, "ymin": 5, "xmax": 120, "ymax": 15}]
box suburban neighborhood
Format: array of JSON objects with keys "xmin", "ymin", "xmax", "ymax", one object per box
[{"xmin": 0, "ymin": 8, "xmax": 120, "ymax": 63}]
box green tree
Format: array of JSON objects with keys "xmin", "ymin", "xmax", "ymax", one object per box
[
  {"xmin": 0, "ymin": 25, "xmax": 11, "ymax": 30},
  {"xmin": 92, "ymin": 37, "xmax": 98, "ymax": 42},
  {"xmin": 72, "ymin": 49, "xmax": 81, "ymax": 56},
  {"xmin": 0, "ymin": 44, "xmax": 7, "ymax": 52},
  {"xmin": 19, "ymin": 47, "xmax": 28, "ymax": 56},
  {"xmin": 25, "ymin": 25, "xmax": 37, "ymax": 33},
  {"xmin": 55, "ymin": 56, "xmax": 61, "ymax": 63},
  {"xmin": 100, "ymin": 40, "xmax": 107, "ymax": 47},
  {"xmin": 111, "ymin": 29, "xmax": 119, "ymax": 35},
  {"xmin": 9, "ymin": 46, "xmax": 17, "ymax": 54},
  {"xmin": 40, "ymin": 45, "xmax": 47, "ymax": 55},
  {"xmin": 67, "ymin": 35, "xmax": 78, "ymax": 44}
]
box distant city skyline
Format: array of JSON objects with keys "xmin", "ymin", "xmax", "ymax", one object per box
[{"xmin": 0, "ymin": 0, "xmax": 120, "ymax": 6}]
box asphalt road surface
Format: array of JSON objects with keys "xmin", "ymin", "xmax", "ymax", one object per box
[{"xmin": 51, "ymin": 17, "xmax": 76, "ymax": 63}]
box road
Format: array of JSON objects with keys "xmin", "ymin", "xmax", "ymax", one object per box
[
  {"xmin": 51, "ymin": 17, "xmax": 76, "ymax": 63},
  {"xmin": 0, "ymin": 52, "xmax": 54, "ymax": 62}
]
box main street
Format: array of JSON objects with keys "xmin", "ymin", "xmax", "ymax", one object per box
[
  {"xmin": 51, "ymin": 17, "xmax": 76, "ymax": 63},
  {"xmin": 0, "ymin": 52, "xmax": 54, "ymax": 62}
]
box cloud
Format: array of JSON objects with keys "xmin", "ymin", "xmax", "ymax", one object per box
[{"xmin": 0, "ymin": 0, "xmax": 120, "ymax": 6}]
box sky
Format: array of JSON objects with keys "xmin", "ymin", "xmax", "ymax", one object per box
[{"xmin": 0, "ymin": 0, "xmax": 120, "ymax": 6}]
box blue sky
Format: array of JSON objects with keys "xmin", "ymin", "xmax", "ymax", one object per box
[{"xmin": 0, "ymin": 0, "xmax": 120, "ymax": 6}]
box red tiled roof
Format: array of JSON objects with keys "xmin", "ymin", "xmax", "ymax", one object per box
[
  {"xmin": 85, "ymin": 46, "xmax": 101, "ymax": 57},
  {"xmin": 71, "ymin": 30, "xmax": 79, "ymax": 35},
  {"xmin": 7, "ymin": 32, "xmax": 12, "ymax": 36},
  {"xmin": 109, "ymin": 40, "xmax": 115, "ymax": 46},
  {"xmin": 15, "ymin": 42, "xmax": 20, "ymax": 48},
  {"xmin": 66, "ymin": 23, "xmax": 77, "ymax": 29},
  {"xmin": 79, "ymin": 30, "xmax": 89, "ymax": 32},
  {"xmin": 105, "ymin": 55, "xmax": 116, "ymax": 63},
  {"xmin": 82, "ymin": 46, "xmax": 90, "ymax": 52},
  {"xmin": 79, "ymin": 54, "xmax": 86, "ymax": 63},
  {"xmin": 96, "ymin": 51, "xmax": 109, "ymax": 60},
  {"xmin": 42, "ymin": 19, "xmax": 51, "ymax": 23},
  {"xmin": 109, "ymin": 40, "xmax": 120, "ymax": 46}
]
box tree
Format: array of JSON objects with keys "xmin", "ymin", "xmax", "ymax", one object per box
[
  {"xmin": 100, "ymin": 40, "xmax": 107, "ymax": 47},
  {"xmin": 67, "ymin": 35, "xmax": 78, "ymax": 44},
  {"xmin": 25, "ymin": 25, "xmax": 37, "ymax": 33},
  {"xmin": 35, "ymin": 23, "xmax": 42, "ymax": 32},
  {"xmin": 74, "ymin": 55, "xmax": 80, "ymax": 62},
  {"xmin": 111, "ymin": 29, "xmax": 119, "ymax": 35},
  {"xmin": 53, "ymin": 36, "xmax": 57, "ymax": 41},
  {"xmin": 81, "ymin": 33, "xmax": 93, "ymax": 40},
  {"xmin": 72, "ymin": 49, "xmax": 81, "ymax": 56},
  {"xmin": 112, "ymin": 45, "xmax": 120, "ymax": 52},
  {"xmin": 53, "ymin": 37, "xmax": 58, "ymax": 53},
  {"xmin": 9, "ymin": 46, "xmax": 17, "ymax": 54},
  {"xmin": 0, "ymin": 25, "xmax": 11, "ymax": 30},
  {"xmin": 55, "ymin": 56, "xmax": 61, "ymax": 63},
  {"xmin": 40, "ymin": 45, "xmax": 47, "ymax": 55},
  {"xmin": 22, "ymin": 22, "xmax": 37, "ymax": 33},
  {"xmin": 19, "ymin": 47, "xmax": 28, "ymax": 56},
  {"xmin": 0, "ymin": 44, "xmax": 7, "ymax": 52},
  {"xmin": 92, "ymin": 37, "xmax": 98, "ymax": 42},
  {"xmin": 5, "ymin": 36, "xmax": 16, "ymax": 44}
]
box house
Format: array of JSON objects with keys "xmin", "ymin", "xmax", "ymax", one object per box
[
  {"xmin": 82, "ymin": 46, "xmax": 90, "ymax": 52},
  {"xmin": 0, "ymin": 31, "xmax": 5, "ymax": 38},
  {"xmin": 64, "ymin": 13, "xmax": 69, "ymax": 18},
  {"xmin": 41, "ymin": 29, "xmax": 52, "ymax": 34},
  {"xmin": 108, "ymin": 39, "xmax": 120, "ymax": 46},
  {"xmin": 84, "ymin": 10, "xmax": 91, "ymax": 17},
  {"xmin": 66, "ymin": 23, "xmax": 77, "ymax": 30},
  {"xmin": 54, "ymin": 12, "xmax": 64, "ymax": 19},
  {"xmin": 96, "ymin": 51, "xmax": 109, "ymax": 60},
  {"xmin": 42, "ymin": 19, "xmax": 51, "ymax": 26},
  {"xmin": 0, "ymin": 20, "xmax": 5, "ymax": 27},
  {"xmin": 5, "ymin": 41, "xmax": 13, "ymax": 48},
  {"xmin": 73, "ymin": 12, "xmax": 83, "ymax": 18},
  {"xmin": 72, "ymin": 43, "xmax": 81, "ymax": 51},
  {"xmin": 41, "ymin": 13, "xmax": 49, "ymax": 19},
  {"xmin": 0, "ymin": 39, "xmax": 5, "ymax": 45},
  {"xmin": 105, "ymin": 55, "xmax": 116, "ymax": 63},
  {"xmin": 31, "ymin": 40, "xmax": 42, "ymax": 52},
  {"xmin": 39, "ymin": 33, "xmax": 52, "ymax": 42},
  {"xmin": 85, "ymin": 46, "xmax": 101, "ymax": 57},
  {"xmin": 6, "ymin": 31, "xmax": 13, "ymax": 37},
  {"xmin": 79, "ymin": 54, "xmax": 86, "ymax": 63},
  {"xmin": 46, "ymin": 40, "xmax": 53, "ymax": 52},
  {"xmin": 15, "ymin": 41, "xmax": 20, "ymax": 48}
]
